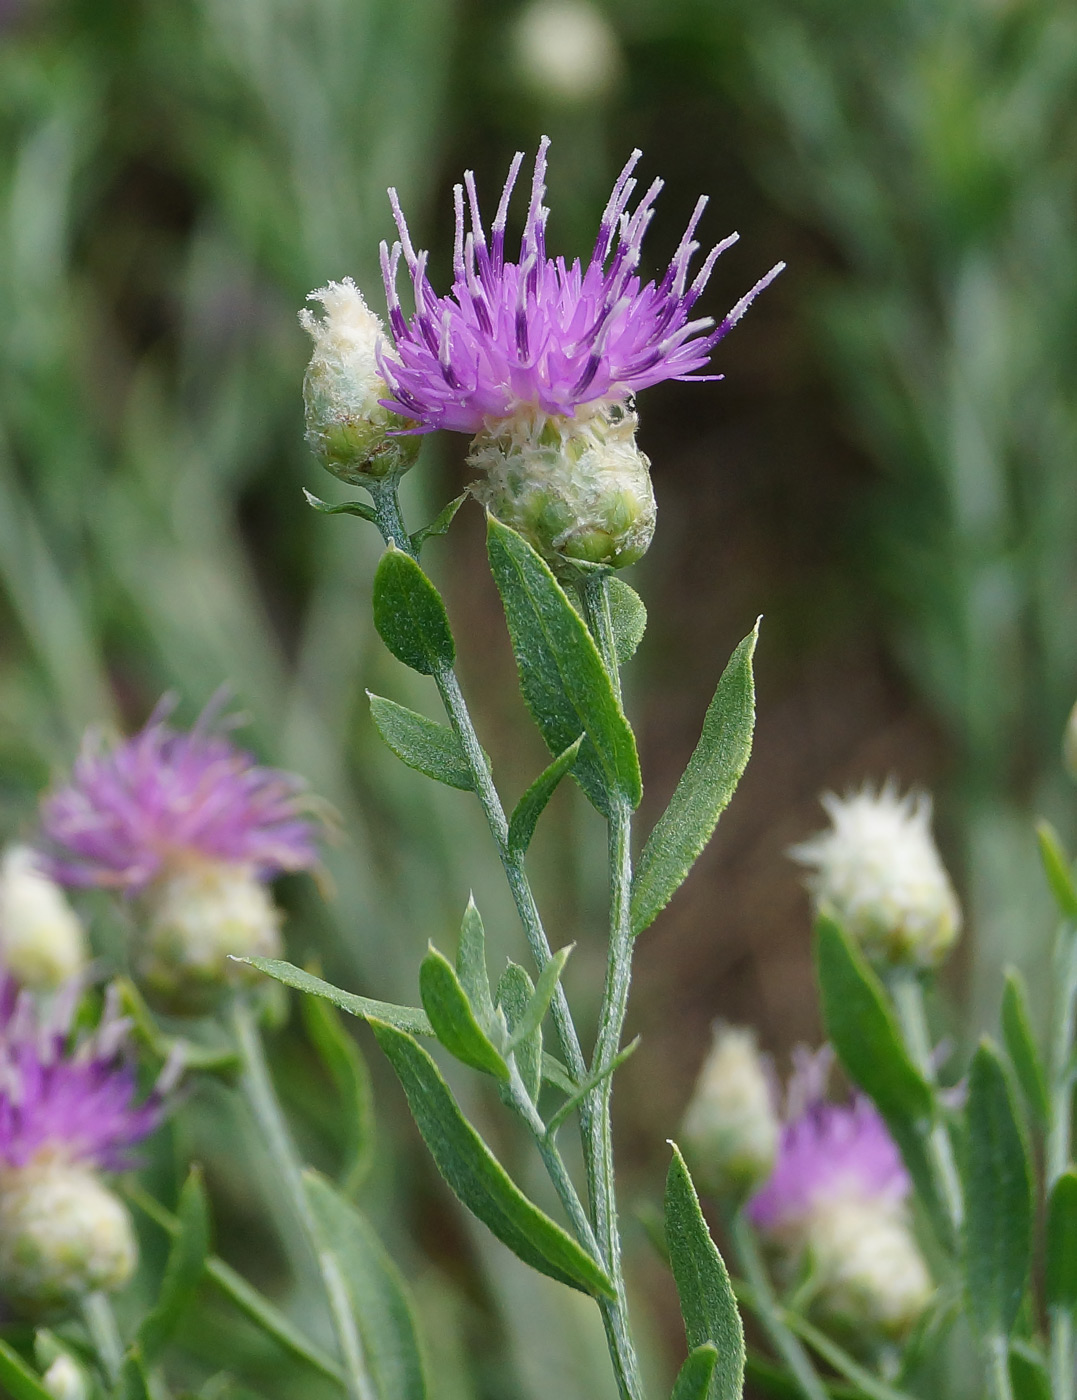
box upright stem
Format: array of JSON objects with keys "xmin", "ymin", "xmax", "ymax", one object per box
[
  {"xmin": 231, "ymin": 997, "xmax": 374, "ymax": 1400},
  {"xmin": 986, "ymin": 1334, "xmax": 1015, "ymax": 1400},
  {"xmin": 81, "ymin": 1291, "xmax": 123, "ymax": 1384},
  {"xmin": 1049, "ymin": 922, "xmax": 1077, "ymax": 1400},
  {"xmin": 889, "ymin": 970, "xmax": 965, "ymax": 1235}
]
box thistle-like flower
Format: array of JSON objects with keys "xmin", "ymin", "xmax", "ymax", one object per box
[
  {"xmin": 0, "ymin": 846, "xmax": 88, "ymax": 991},
  {"xmin": 379, "ymin": 138, "xmax": 782, "ymax": 568},
  {"xmin": 679, "ymin": 1023, "xmax": 779, "ymax": 1196},
  {"xmin": 790, "ymin": 782, "xmax": 961, "ymax": 968},
  {"xmin": 40, "ymin": 699, "xmax": 321, "ymax": 1010},
  {"xmin": 748, "ymin": 1048, "xmax": 933, "ymax": 1339},
  {"xmin": 0, "ymin": 978, "xmax": 173, "ymax": 1311}
]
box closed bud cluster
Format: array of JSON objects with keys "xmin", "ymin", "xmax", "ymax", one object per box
[
  {"xmin": 680, "ymin": 1023, "xmax": 778, "ymax": 1196},
  {"xmin": 791, "ymin": 783, "xmax": 961, "ymax": 968},
  {"xmin": 0, "ymin": 1161, "xmax": 137, "ymax": 1312},
  {"xmin": 0, "ymin": 845, "xmax": 87, "ymax": 991},
  {"xmin": 511, "ymin": 0, "xmax": 622, "ymax": 106},
  {"xmin": 300, "ymin": 279, "xmax": 421, "ymax": 484},
  {"xmin": 42, "ymin": 1353, "xmax": 90, "ymax": 1400},
  {"xmin": 468, "ymin": 399, "xmax": 655, "ymax": 570},
  {"xmin": 140, "ymin": 861, "xmax": 282, "ymax": 1013}
]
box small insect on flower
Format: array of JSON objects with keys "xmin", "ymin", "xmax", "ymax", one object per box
[
  {"xmin": 747, "ymin": 1047, "xmax": 933, "ymax": 1340},
  {"xmin": 40, "ymin": 697, "xmax": 323, "ymax": 1012},
  {"xmin": 0, "ymin": 977, "xmax": 176, "ymax": 1311},
  {"xmin": 791, "ymin": 781, "xmax": 961, "ymax": 968},
  {"xmin": 379, "ymin": 138, "xmax": 783, "ymax": 569}
]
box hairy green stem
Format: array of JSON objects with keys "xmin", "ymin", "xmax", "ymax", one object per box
[
  {"xmin": 231, "ymin": 997, "xmax": 374, "ymax": 1400},
  {"xmin": 729, "ymin": 1213, "xmax": 830, "ymax": 1400},
  {"xmin": 81, "ymin": 1291, "xmax": 123, "ymax": 1384},
  {"xmin": 889, "ymin": 970, "xmax": 965, "ymax": 1235},
  {"xmin": 1049, "ymin": 922, "xmax": 1077, "ymax": 1400},
  {"xmin": 986, "ymin": 1334, "xmax": 1014, "ymax": 1400}
]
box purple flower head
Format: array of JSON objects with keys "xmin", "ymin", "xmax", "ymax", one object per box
[
  {"xmin": 379, "ymin": 137, "xmax": 784, "ymax": 434},
  {"xmin": 747, "ymin": 1047, "xmax": 909, "ymax": 1236},
  {"xmin": 40, "ymin": 697, "xmax": 321, "ymax": 895},
  {"xmin": 0, "ymin": 978, "xmax": 173, "ymax": 1171}
]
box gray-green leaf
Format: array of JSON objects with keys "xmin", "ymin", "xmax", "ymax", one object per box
[
  {"xmin": 456, "ymin": 896, "xmax": 496, "ymax": 1032},
  {"xmin": 303, "ymin": 1171, "xmax": 427, "ymax": 1400},
  {"xmin": 302, "ymin": 990, "xmax": 376, "ymax": 1193},
  {"xmin": 963, "ymin": 1041, "xmax": 1033, "ymax": 1338},
  {"xmin": 496, "ymin": 962, "xmax": 542, "ymax": 1103},
  {"xmin": 607, "ymin": 577, "xmax": 647, "ymax": 665},
  {"xmin": 137, "ymin": 1167, "xmax": 210, "ymax": 1363},
  {"xmin": 303, "ymin": 489, "xmax": 378, "ymax": 523},
  {"xmin": 410, "ymin": 492, "xmax": 468, "ymax": 550},
  {"xmin": 370, "ymin": 1018, "xmax": 614, "ymax": 1298},
  {"xmin": 420, "ymin": 944, "xmax": 509, "ymax": 1080},
  {"xmin": 373, "ymin": 545, "xmax": 455, "ymax": 675},
  {"xmin": 486, "ymin": 514, "xmax": 641, "ymax": 815},
  {"xmin": 665, "ymin": 1144, "xmax": 745, "ymax": 1400},
  {"xmin": 241, "ymin": 956, "xmax": 433, "ymax": 1036},
  {"xmin": 631, "ymin": 623, "xmax": 758, "ymax": 937},
  {"xmin": 369, "ymin": 693, "xmax": 474, "ymax": 791},
  {"xmin": 1046, "ymin": 1170, "xmax": 1077, "ymax": 1313},
  {"xmin": 1036, "ymin": 820, "xmax": 1077, "ymax": 920},
  {"xmin": 507, "ymin": 736, "xmax": 584, "ymax": 854},
  {"xmin": 671, "ymin": 1345, "xmax": 719, "ymax": 1400},
  {"xmin": 1001, "ymin": 967, "xmax": 1050, "ymax": 1128}
]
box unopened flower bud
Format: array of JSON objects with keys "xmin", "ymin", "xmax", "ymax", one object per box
[
  {"xmin": 511, "ymin": 0, "xmax": 622, "ymax": 105},
  {"xmin": 300, "ymin": 278, "xmax": 421, "ymax": 484},
  {"xmin": 469, "ymin": 400, "xmax": 655, "ymax": 570},
  {"xmin": 0, "ymin": 1162, "xmax": 137, "ymax": 1311},
  {"xmin": 140, "ymin": 861, "xmax": 282, "ymax": 1014},
  {"xmin": 805, "ymin": 1198, "xmax": 933, "ymax": 1339},
  {"xmin": 0, "ymin": 846, "xmax": 88, "ymax": 990},
  {"xmin": 43, "ymin": 1354, "xmax": 90, "ymax": 1400},
  {"xmin": 680, "ymin": 1024, "xmax": 778, "ymax": 1196},
  {"xmin": 791, "ymin": 783, "xmax": 960, "ymax": 968}
]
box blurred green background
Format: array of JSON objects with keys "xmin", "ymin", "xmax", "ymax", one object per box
[{"xmin": 1, "ymin": 0, "xmax": 1075, "ymax": 1395}]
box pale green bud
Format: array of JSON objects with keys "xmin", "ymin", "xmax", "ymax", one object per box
[
  {"xmin": 680, "ymin": 1024, "xmax": 778, "ymax": 1196},
  {"xmin": 0, "ymin": 1163, "xmax": 137, "ymax": 1312},
  {"xmin": 791, "ymin": 784, "xmax": 961, "ymax": 968},
  {"xmin": 1064, "ymin": 698, "xmax": 1077, "ymax": 781},
  {"xmin": 139, "ymin": 861, "xmax": 282, "ymax": 1014},
  {"xmin": 0, "ymin": 846, "xmax": 88, "ymax": 991},
  {"xmin": 43, "ymin": 1354, "xmax": 90, "ymax": 1400},
  {"xmin": 300, "ymin": 278, "xmax": 420, "ymax": 484},
  {"xmin": 804, "ymin": 1198, "xmax": 933, "ymax": 1339},
  {"xmin": 468, "ymin": 400, "xmax": 656, "ymax": 571},
  {"xmin": 511, "ymin": 0, "xmax": 622, "ymax": 106}
]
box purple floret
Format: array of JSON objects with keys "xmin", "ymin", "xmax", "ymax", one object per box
[
  {"xmin": 379, "ymin": 138, "xmax": 784, "ymax": 434},
  {"xmin": 748, "ymin": 1051, "xmax": 909, "ymax": 1234},
  {"xmin": 0, "ymin": 979, "xmax": 170, "ymax": 1171},
  {"xmin": 40, "ymin": 699, "xmax": 321, "ymax": 894}
]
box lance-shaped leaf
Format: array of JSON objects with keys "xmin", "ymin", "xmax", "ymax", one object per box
[
  {"xmin": 508, "ymin": 736, "xmax": 584, "ymax": 854},
  {"xmin": 665, "ymin": 1144, "xmax": 745, "ymax": 1400},
  {"xmin": 116, "ymin": 1350, "xmax": 152, "ymax": 1400},
  {"xmin": 137, "ymin": 1167, "xmax": 210, "ymax": 1363},
  {"xmin": 963, "ymin": 1041, "xmax": 1033, "ymax": 1339},
  {"xmin": 302, "ymin": 990, "xmax": 376, "ymax": 1193},
  {"xmin": 496, "ymin": 962, "xmax": 542, "ymax": 1103},
  {"xmin": 0, "ymin": 1341, "xmax": 51, "ymax": 1400},
  {"xmin": 456, "ymin": 896, "xmax": 497, "ymax": 1032},
  {"xmin": 373, "ymin": 545, "xmax": 455, "ymax": 675},
  {"xmin": 1009, "ymin": 1343, "xmax": 1051, "ymax": 1400},
  {"xmin": 241, "ymin": 957, "xmax": 433, "ymax": 1036},
  {"xmin": 410, "ymin": 492, "xmax": 468, "ymax": 551},
  {"xmin": 607, "ymin": 577, "xmax": 647, "ymax": 665},
  {"xmin": 504, "ymin": 946, "xmax": 571, "ymax": 1052},
  {"xmin": 1037, "ymin": 820, "xmax": 1077, "ymax": 920},
  {"xmin": 420, "ymin": 944, "xmax": 509, "ymax": 1080},
  {"xmin": 1046, "ymin": 1170, "xmax": 1077, "ymax": 1314},
  {"xmin": 671, "ymin": 1345, "xmax": 720, "ymax": 1400},
  {"xmin": 486, "ymin": 515, "xmax": 641, "ymax": 815},
  {"xmin": 632, "ymin": 623, "xmax": 758, "ymax": 937},
  {"xmin": 370, "ymin": 1018, "xmax": 614, "ymax": 1299},
  {"xmin": 303, "ymin": 489, "xmax": 378, "ymax": 523},
  {"xmin": 369, "ymin": 693, "xmax": 474, "ymax": 791},
  {"xmin": 1001, "ymin": 968, "xmax": 1050, "ymax": 1128},
  {"xmin": 304, "ymin": 1171, "xmax": 427, "ymax": 1400}
]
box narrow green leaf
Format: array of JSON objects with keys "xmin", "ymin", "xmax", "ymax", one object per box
[
  {"xmin": 1010, "ymin": 1340, "xmax": 1052, "ymax": 1400},
  {"xmin": 505, "ymin": 946, "xmax": 571, "ymax": 1052},
  {"xmin": 1046, "ymin": 1170, "xmax": 1077, "ymax": 1313},
  {"xmin": 964, "ymin": 1041, "xmax": 1033, "ymax": 1338},
  {"xmin": 0, "ymin": 1340, "xmax": 51, "ymax": 1400},
  {"xmin": 368, "ymin": 693, "xmax": 474, "ymax": 790},
  {"xmin": 542, "ymin": 1052, "xmax": 576, "ymax": 1095},
  {"xmin": 410, "ymin": 492, "xmax": 468, "ymax": 550},
  {"xmin": 665, "ymin": 1144, "xmax": 745, "ymax": 1400},
  {"xmin": 370, "ymin": 1018, "xmax": 614, "ymax": 1298},
  {"xmin": 420, "ymin": 945, "xmax": 509, "ymax": 1080},
  {"xmin": 1036, "ymin": 820, "xmax": 1077, "ymax": 920},
  {"xmin": 607, "ymin": 577, "xmax": 647, "ymax": 665},
  {"xmin": 115, "ymin": 1350, "xmax": 152, "ymax": 1400},
  {"xmin": 303, "ymin": 489, "xmax": 377, "ymax": 523},
  {"xmin": 496, "ymin": 963, "xmax": 542, "ymax": 1103},
  {"xmin": 671, "ymin": 1345, "xmax": 719, "ymax": 1400},
  {"xmin": 507, "ymin": 736, "xmax": 584, "ymax": 854},
  {"xmin": 302, "ymin": 990, "xmax": 376, "ymax": 1193},
  {"xmin": 373, "ymin": 545, "xmax": 455, "ymax": 675},
  {"xmin": 1001, "ymin": 968, "xmax": 1050, "ymax": 1127},
  {"xmin": 303, "ymin": 1171, "xmax": 427, "ymax": 1400},
  {"xmin": 486, "ymin": 514, "xmax": 641, "ymax": 814},
  {"xmin": 138, "ymin": 1167, "xmax": 210, "ymax": 1362},
  {"xmin": 239, "ymin": 957, "xmax": 433, "ymax": 1036},
  {"xmin": 546, "ymin": 1038, "xmax": 639, "ymax": 1136},
  {"xmin": 631, "ymin": 624, "xmax": 758, "ymax": 937},
  {"xmin": 456, "ymin": 896, "xmax": 496, "ymax": 1032}
]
